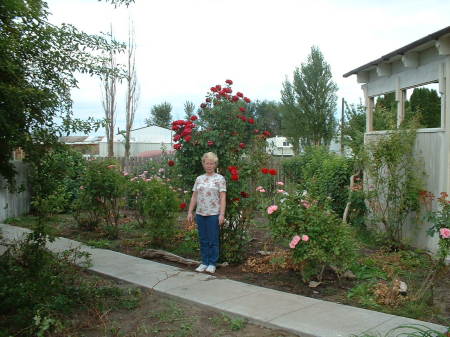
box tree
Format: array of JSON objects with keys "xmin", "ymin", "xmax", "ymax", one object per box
[
  {"xmin": 101, "ymin": 26, "xmax": 119, "ymax": 157},
  {"xmin": 0, "ymin": 0, "xmax": 126, "ymax": 184},
  {"xmin": 407, "ymin": 87, "xmax": 441, "ymax": 128},
  {"xmin": 183, "ymin": 101, "xmax": 196, "ymax": 119},
  {"xmin": 342, "ymin": 101, "xmax": 366, "ymax": 157},
  {"xmin": 253, "ymin": 100, "xmax": 283, "ymax": 136},
  {"xmin": 281, "ymin": 46, "xmax": 338, "ymax": 151},
  {"xmin": 145, "ymin": 102, "xmax": 173, "ymax": 128},
  {"xmin": 122, "ymin": 20, "xmax": 139, "ymax": 167}
]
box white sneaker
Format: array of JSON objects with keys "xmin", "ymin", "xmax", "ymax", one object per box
[
  {"xmin": 195, "ymin": 264, "xmax": 208, "ymax": 272},
  {"xmin": 205, "ymin": 265, "xmax": 216, "ymax": 274}
]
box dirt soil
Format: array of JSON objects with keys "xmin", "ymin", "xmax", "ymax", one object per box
[{"xmin": 74, "ymin": 273, "xmax": 298, "ymax": 337}]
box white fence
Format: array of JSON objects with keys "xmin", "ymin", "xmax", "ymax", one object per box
[{"xmin": 0, "ymin": 162, "xmax": 30, "ymax": 222}]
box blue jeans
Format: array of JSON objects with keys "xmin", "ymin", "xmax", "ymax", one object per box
[{"xmin": 196, "ymin": 214, "xmax": 219, "ymax": 266}]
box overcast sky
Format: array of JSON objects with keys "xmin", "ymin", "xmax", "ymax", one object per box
[{"xmin": 46, "ymin": 0, "xmax": 450, "ymax": 135}]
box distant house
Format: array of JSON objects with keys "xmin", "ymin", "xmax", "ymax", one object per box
[
  {"xmin": 266, "ymin": 136, "xmax": 346, "ymax": 156},
  {"xmin": 266, "ymin": 136, "xmax": 295, "ymax": 156},
  {"xmin": 59, "ymin": 135, "xmax": 103, "ymax": 155}
]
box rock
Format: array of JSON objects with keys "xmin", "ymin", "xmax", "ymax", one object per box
[
  {"xmin": 399, "ymin": 281, "xmax": 407, "ymax": 295},
  {"xmin": 308, "ymin": 281, "xmax": 321, "ymax": 288}
]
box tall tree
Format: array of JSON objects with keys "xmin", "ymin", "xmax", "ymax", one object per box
[
  {"xmin": 101, "ymin": 25, "xmax": 118, "ymax": 157},
  {"xmin": 145, "ymin": 102, "xmax": 172, "ymax": 128},
  {"xmin": 183, "ymin": 101, "xmax": 196, "ymax": 119},
  {"xmin": 0, "ymin": 0, "xmax": 125, "ymax": 184},
  {"xmin": 253, "ymin": 100, "xmax": 283, "ymax": 136},
  {"xmin": 281, "ymin": 46, "xmax": 338, "ymax": 151},
  {"xmin": 407, "ymin": 87, "xmax": 441, "ymax": 128},
  {"xmin": 123, "ymin": 20, "xmax": 139, "ymax": 166}
]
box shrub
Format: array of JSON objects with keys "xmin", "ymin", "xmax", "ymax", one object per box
[
  {"xmin": 0, "ymin": 228, "xmax": 91, "ymax": 336},
  {"xmin": 363, "ymin": 124, "xmax": 424, "ymax": 245},
  {"xmin": 128, "ymin": 176, "xmax": 179, "ymax": 248},
  {"xmin": 267, "ymin": 191, "xmax": 358, "ymax": 282},
  {"xmin": 28, "ymin": 145, "xmax": 86, "ymax": 216},
  {"xmin": 73, "ymin": 159, "xmax": 128, "ymax": 238},
  {"xmin": 282, "ymin": 146, "xmax": 353, "ymax": 216}
]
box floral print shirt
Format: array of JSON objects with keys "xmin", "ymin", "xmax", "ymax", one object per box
[{"xmin": 193, "ymin": 173, "xmax": 226, "ymax": 216}]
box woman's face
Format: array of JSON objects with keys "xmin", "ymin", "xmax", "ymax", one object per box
[{"xmin": 202, "ymin": 158, "xmax": 216, "ymax": 174}]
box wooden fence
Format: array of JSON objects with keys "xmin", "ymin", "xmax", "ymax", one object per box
[{"xmin": 0, "ymin": 162, "xmax": 30, "ymax": 222}]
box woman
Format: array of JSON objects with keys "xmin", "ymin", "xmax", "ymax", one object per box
[{"xmin": 187, "ymin": 152, "xmax": 226, "ymax": 274}]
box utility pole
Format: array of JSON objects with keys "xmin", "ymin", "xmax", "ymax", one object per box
[{"xmin": 340, "ymin": 97, "xmax": 345, "ymax": 155}]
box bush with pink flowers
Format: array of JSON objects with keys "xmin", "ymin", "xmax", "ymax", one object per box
[
  {"xmin": 267, "ymin": 190, "xmax": 358, "ymax": 282},
  {"xmin": 426, "ymin": 192, "xmax": 450, "ymax": 264}
]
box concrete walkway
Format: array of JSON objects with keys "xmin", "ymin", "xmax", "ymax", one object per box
[{"xmin": 1, "ymin": 223, "xmax": 447, "ymax": 337}]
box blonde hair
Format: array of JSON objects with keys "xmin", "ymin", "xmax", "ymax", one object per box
[{"xmin": 202, "ymin": 152, "xmax": 218, "ymax": 164}]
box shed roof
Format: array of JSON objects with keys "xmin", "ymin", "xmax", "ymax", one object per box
[{"xmin": 343, "ymin": 26, "xmax": 450, "ymax": 78}]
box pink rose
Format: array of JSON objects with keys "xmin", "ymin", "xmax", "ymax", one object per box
[
  {"xmin": 302, "ymin": 234, "xmax": 309, "ymax": 242},
  {"xmin": 277, "ymin": 189, "xmax": 285, "ymax": 193},
  {"xmin": 301, "ymin": 200, "xmax": 311, "ymax": 208},
  {"xmin": 267, "ymin": 205, "xmax": 278, "ymax": 214},
  {"xmin": 289, "ymin": 235, "xmax": 301, "ymax": 249},
  {"xmin": 79, "ymin": 186, "xmax": 84, "ymax": 190},
  {"xmin": 440, "ymin": 228, "xmax": 450, "ymax": 239},
  {"xmin": 259, "ymin": 189, "xmax": 266, "ymax": 193},
  {"xmin": 276, "ymin": 181, "xmax": 284, "ymax": 186},
  {"xmin": 256, "ymin": 186, "xmax": 264, "ymax": 191}
]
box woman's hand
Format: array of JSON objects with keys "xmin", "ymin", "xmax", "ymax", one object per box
[
  {"xmin": 219, "ymin": 214, "xmax": 225, "ymax": 225},
  {"xmin": 187, "ymin": 212, "xmax": 194, "ymax": 224}
]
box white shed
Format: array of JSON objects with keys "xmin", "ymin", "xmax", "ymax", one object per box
[
  {"xmin": 99, "ymin": 125, "xmax": 174, "ymax": 157},
  {"xmin": 344, "ymin": 26, "xmax": 450, "ymax": 253}
]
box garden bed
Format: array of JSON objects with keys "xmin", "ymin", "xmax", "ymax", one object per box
[{"xmin": 5, "ymin": 213, "xmax": 450, "ymax": 327}]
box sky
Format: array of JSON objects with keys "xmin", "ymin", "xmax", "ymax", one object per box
[{"xmin": 46, "ymin": 0, "xmax": 450, "ymax": 135}]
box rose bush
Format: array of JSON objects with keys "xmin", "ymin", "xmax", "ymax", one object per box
[
  {"xmin": 426, "ymin": 192, "xmax": 450, "ymax": 263},
  {"xmin": 267, "ymin": 190, "xmax": 358, "ymax": 282},
  {"xmin": 173, "ymin": 80, "xmax": 270, "ymax": 263}
]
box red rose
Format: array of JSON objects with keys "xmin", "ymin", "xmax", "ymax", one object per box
[
  {"xmin": 168, "ymin": 160, "xmax": 175, "ymax": 167},
  {"xmin": 269, "ymin": 169, "xmax": 277, "ymax": 176},
  {"xmin": 207, "ymin": 140, "xmax": 214, "ymax": 146},
  {"xmin": 225, "ymin": 79, "xmax": 233, "ymax": 85},
  {"xmin": 224, "ymin": 87, "xmax": 232, "ymax": 94},
  {"xmin": 240, "ymin": 191, "xmax": 250, "ymax": 198},
  {"xmin": 190, "ymin": 115, "xmax": 198, "ymax": 121},
  {"xmin": 232, "ymin": 95, "xmax": 239, "ymax": 102},
  {"xmin": 173, "ymin": 143, "xmax": 182, "ymax": 150},
  {"xmin": 237, "ymin": 92, "xmax": 244, "ymax": 97},
  {"xmin": 232, "ymin": 197, "xmax": 240, "ymax": 202},
  {"xmin": 181, "ymin": 128, "xmax": 192, "ymax": 136},
  {"xmin": 200, "ymin": 103, "xmax": 207, "ymax": 109},
  {"xmin": 173, "ymin": 134, "xmax": 181, "ymax": 142},
  {"xmin": 172, "ymin": 125, "xmax": 179, "ymax": 131},
  {"xmin": 206, "ymin": 97, "xmax": 211, "ymax": 102},
  {"xmin": 244, "ymin": 97, "xmax": 251, "ymax": 103},
  {"xmin": 248, "ymin": 118, "xmax": 255, "ymax": 124},
  {"xmin": 254, "ymin": 129, "xmax": 259, "ymax": 134},
  {"xmin": 215, "ymin": 84, "xmax": 221, "ymax": 91},
  {"xmin": 228, "ymin": 165, "xmax": 238, "ymax": 172},
  {"xmin": 263, "ymin": 131, "xmax": 272, "ymax": 137},
  {"xmin": 184, "ymin": 135, "xmax": 192, "ymax": 142},
  {"xmin": 179, "ymin": 202, "xmax": 187, "ymax": 210},
  {"xmin": 231, "ymin": 174, "xmax": 239, "ymax": 181},
  {"xmin": 239, "ymin": 143, "xmax": 246, "ymax": 149},
  {"xmin": 261, "ymin": 168, "xmax": 269, "ymax": 174},
  {"xmin": 239, "ymin": 107, "xmax": 246, "ymax": 112},
  {"xmin": 211, "ymin": 87, "xmax": 217, "ymax": 92}
]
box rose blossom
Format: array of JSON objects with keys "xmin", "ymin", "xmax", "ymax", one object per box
[
  {"xmin": 168, "ymin": 160, "xmax": 175, "ymax": 167},
  {"xmin": 277, "ymin": 189, "xmax": 285, "ymax": 193},
  {"xmin": 301, "ymin": 200, "xmax": 311, "ymax": 208},
  {"xmin": 225, "ymin": 79, "xmax": 233, "ymax": 85},
  {"xmin": 269, "ymin": 169, "xmax": 277, "ymax": 176},
  {"xmin": 259, "ymin": 189, "xmax": 266, "ymax": 193},
  {"xmin": 302, "ymin": 235, "xmax": 309, "ymax": 242},
  {"xmin": 289, "ymin": 235, "xmax": 301, "ymax": 249},
  {"xmin": 256, "ymin": 186, "xmax": 264, "ymax": 191},
  {"xmin": 276, "ymin": 181, "xmax": 284, "ymax": 186},
  {"xmin": 261, "ymin": 168, "xmax": 269, "ymax": 174},
  {"xmin": 267, "ymin": 205, "xmax": 278, "ymax": 214},
  {"xmin": 440, "ymin": 228, "xmax": 450, "ymax": 239}
]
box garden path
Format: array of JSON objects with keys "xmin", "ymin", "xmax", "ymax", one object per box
[{"xmin": 0, "ymin": 223, "xmax": 447, "ymax": 337}]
